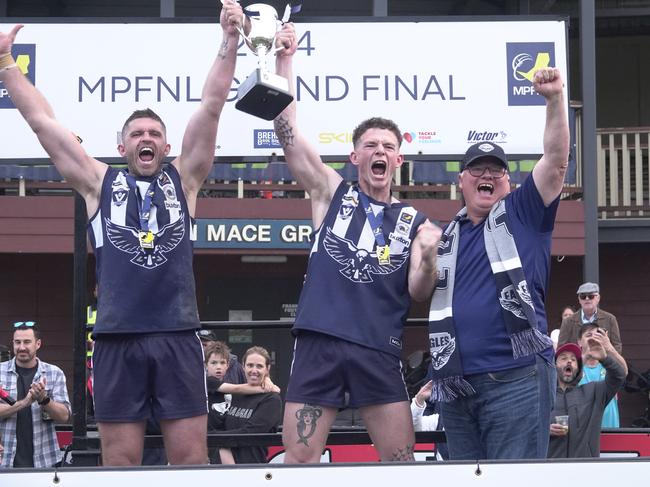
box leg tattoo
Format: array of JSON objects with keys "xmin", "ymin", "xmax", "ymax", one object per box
[
  {"xmin": 295, "ymin": 404, "xmax": 323, "ymax": 446},
  {"xmin": 274, "ymin": 115, "xmax": 295, "ymax": 148},
  {"xmin": 388, "ymin": 444, "xmax": 414, "ymax": 462}
]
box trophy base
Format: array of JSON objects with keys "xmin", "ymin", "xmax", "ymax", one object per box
[{"xmin": 236, "ymin": 68, "xmax": 294, "ymax": 121}]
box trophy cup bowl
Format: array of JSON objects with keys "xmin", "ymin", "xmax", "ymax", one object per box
[{"xmin": 235, "ymin": 3, "xmax": 294, "ymax": 121}]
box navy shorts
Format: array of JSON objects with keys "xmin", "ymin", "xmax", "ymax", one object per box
[
  {"xmin": 285, "ymin": 331, "xmax": 409, "ymax": 408},
  {"xmin": 93, "ymin": 331, "xmax": 208, "ymax": 422}
]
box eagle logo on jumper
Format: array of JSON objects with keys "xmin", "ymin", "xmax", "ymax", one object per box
[
  {"xmin": 105, "ymin": 214, "xmax": 185, "ymax": 269},
  {"xmin": 323, "ymin": 227, "xmax": 407, "ymax": 283},
  {"xmin": 429, "ymin": 332, "xmax": 456, "ymax": 370},
  {"xmin": 499, "ymin": 280, "xmax": 533, "ymax": 320}
]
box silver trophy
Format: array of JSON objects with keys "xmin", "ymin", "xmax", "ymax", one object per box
[{"xmin": 235, "ymin": 3, "xmax": 294, "ymax": 121}]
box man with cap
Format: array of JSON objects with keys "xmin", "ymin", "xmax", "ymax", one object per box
[
  {"xmin": 548, "ymin": 327, "xmax": 626, "ymax": 458},
  {"xmin": 558, "ymin": 282, "xmax": 622, "ymax": 353},
  {"xmin": 427, "ymin": 66, "xmax": 570, "ymax": 459}
]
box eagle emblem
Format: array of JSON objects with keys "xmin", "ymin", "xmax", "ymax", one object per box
[
  {"xmin": 429, "ymin": 332, "xmax": 456, "ymax": 370},
  {"xmin": 105, "ymin": 214, "xmax": 185, "ymax": 269},
  {"xmin": 322, "ymin": 227, "xmax": 407, "ymax": 283}
]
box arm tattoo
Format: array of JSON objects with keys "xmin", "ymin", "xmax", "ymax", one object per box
[
  {"xmin": 218, "ymin": 39, "xmax": 229, "ymax": 60},
  {"xmin": 388, "ymin": 445, "xmax": 414, "ymax": 462},
  {"xmin": 295, "ymin": 404, "xmax": 323, "ymax": 446},
  {"xmin": 274, "ymin": 115, "xmax": 295, "ymax": 148}
]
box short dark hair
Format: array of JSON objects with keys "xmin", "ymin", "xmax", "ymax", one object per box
[
  {"xmin": 352, "ymin": 117, "xmax": 402, "ymax": 148},
  {"xmin": 121, "ymin": 108, "xmax": 166, "ymax": 140},
  {"xmin": 12, "ymin": 324, "xmax": 40, "ymax": 340},
  {"xmin": 579, "ymin": 322, "xmax": 599, "ymax": 339},
  {"xmin": 204, "ymin": 341, "xmax": 231, "ymax": 365}
]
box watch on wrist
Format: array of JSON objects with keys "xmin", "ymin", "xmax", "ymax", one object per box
[{"xmin": 38, "ymin": 396, "xmax": 51, "ymax": 406}]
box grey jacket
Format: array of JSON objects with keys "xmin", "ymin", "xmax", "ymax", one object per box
[{"xmin": 548, "ymin": 355, "xmax": 625, "ymax": 458}]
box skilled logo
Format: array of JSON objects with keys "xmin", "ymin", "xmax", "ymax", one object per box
[
  {"xmin": 0, "ymin": 44, "xmax": 36, "ymax": 109},
  {"xmin": 506, "ymin": 42, "xmax": 555, "ymax": 106},
  {"xmin": 253, "ymin": 129, "xmax": 281, "ymax": 149}
]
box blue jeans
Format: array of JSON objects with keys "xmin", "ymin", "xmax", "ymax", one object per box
[{"xmin": 440, "ymin": 354, "xmax": 556, "ymax": 460}]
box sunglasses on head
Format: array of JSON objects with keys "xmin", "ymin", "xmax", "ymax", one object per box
[{"xmin": 579, "ymin": 294, "xmax": 597, "ymax": 300}]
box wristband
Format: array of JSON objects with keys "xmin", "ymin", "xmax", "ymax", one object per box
[
  {"xmin": 38, "ymin": 396, "xmax": 51, "ymax": 407},
  {"xmin": 0, "ymin": 53, "xmax": 16, "ymax": 71}
]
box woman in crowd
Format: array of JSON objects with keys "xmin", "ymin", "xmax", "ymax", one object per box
[{"xmin": 215, "ymin": 346, "xmax": 282, "ymax": 464}]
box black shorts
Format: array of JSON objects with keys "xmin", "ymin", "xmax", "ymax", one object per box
[
  {"xmin": 93, "ymin": 331, "xmax": 207, "ymax": 422},
  {"xmin": 285, "ymin": 331, "xmax": 409, "ymax": 408}
]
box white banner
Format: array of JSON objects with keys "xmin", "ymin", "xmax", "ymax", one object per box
[
  {"xmin": 0, "ymin": 459, "xmax": 649, "ymax": 487},
  {"xmin": 0, "ymin": 20, "xmax": 567, "ymax": 160}
]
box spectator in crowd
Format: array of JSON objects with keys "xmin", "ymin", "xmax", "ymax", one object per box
[
  {"xmin": 410, "ymin": 380, "xmax": 446, "ymax": 461},
  {"xmin": 428, "ymin": 67, "xmax": 570, "ymax": 460},
  {"xmin": 561, "ymin": 306, "xmax": 576, "ymax": 321},
  {"xmin": 0, "ymin": 322, "xmax": 71, "ymax": 467},
  {"xmin": 548, "ymin": 328, "xmax": 626, "ymax": 458},
  {"xmin": 212, "ymin": 346, "xmax": 282, "ymax": 464},
  {"xmin": 550, "ymin": 306, "xmax": 575, "ymax": 351},
  {"xmin": 199, "ymin": 331, "xmax": 245, "ymax": 384},
  {"xmin": 0, "ymin": 2, "xmax": 243, "ymax": 466},
  {"xmin": 558, "ymin": 282, "xmax": 622, "ymax": 353},
  {"xmin": 578, "ymin": 323, "xmax": 624, "ymax": 428},
  {"xmin": 272, "ymin": 23, "xmax": 441, "ymax": 464}
]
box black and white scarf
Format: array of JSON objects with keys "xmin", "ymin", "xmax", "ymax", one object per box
[{"xmin": 427, "ymin": 200, "xmax": 553, "ymax": 402}]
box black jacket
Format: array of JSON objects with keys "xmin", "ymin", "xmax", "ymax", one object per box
[{"xmin": 214, "ymin": 392, "xmax": 282, "ymax": 464}]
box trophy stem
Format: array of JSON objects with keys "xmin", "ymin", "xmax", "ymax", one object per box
[{"xmin": 256, "ymin": 45, "xmax": 269, "ymax": 74}]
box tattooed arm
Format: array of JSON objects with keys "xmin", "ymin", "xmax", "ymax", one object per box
[{"xmin": 274, "ymin": 23, "xmax": 342, "ymax": 229}]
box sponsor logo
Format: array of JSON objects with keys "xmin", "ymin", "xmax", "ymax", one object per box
[
  {"xmin": 402, "ymin": 130, "xmax": 442, "ymax": 145},
  {"xmin": 506, "ymin": 42, "xmax": 555, "ymax": 106},
  {"xmin": 388, "ymin": 232, "xmax": 411, "ymax": 247},
  {"xmin": 399, "ymin": 213, "xmax": 413, "ymax": 224},
  {"xmin": 467, "ymin": 130, "xmax": 508, "ymax": 144},
  {"xmin": 0, "ymin": 44, "xmax": 36, "ymax": 109},
  {"xmin": 164, "ymin": 201, "xmax": 181, "ymax": 210},
  {"xmin": 389, "ymin": 336, "xmax": 402, "ymax": 349},
  {"xmin": 253, "ymin": 129, "xmax": 281, "ymax": 149}
]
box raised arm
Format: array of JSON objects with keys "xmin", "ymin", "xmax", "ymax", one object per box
[
  {"xmin": 273, "ymin": 23, "xmax": 341, "ymax": 229},
  {"xmin": 0, "ymin": 25, "xmax": 106, "ymax": 213},
  {"xmin": 408, "ymin": 220, "xmax": 442, "ymax": 302},
  {"xmin": 531, "ymin": 68, "xmax": 571, "ymax": 206},
  {"xmin": 173, "ymin": 0, "xmax": 242, "ymax": 213}
]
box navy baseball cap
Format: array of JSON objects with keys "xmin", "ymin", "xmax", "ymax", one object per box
[{"xmin": 460, "ymin": 142, "xmax": 508, "ymax": 172}]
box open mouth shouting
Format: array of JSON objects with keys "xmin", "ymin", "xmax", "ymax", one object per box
[
  {"xmin": 478, "ymin": 182, "xmax": 494, "ymax": 195},
  {"xmin": 371, "ymin": 160, "xmax": 387, "ymax": 177},
  {"xmin": 139, "ymin": 146, "xmax": 155, "ymax": 163}
]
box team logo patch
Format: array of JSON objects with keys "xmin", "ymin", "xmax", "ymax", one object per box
[
  {"xmin": 105, "ymin": 213, "xmax": 185, "ymax": 269},
  {"xmin": 111, "ymin": 188, "xmax": 128, "ymax": 206},
  {"xmin": 499, "ymin": 280, "xmax": 533, "ymax": 319},
  {"xmin": 429, "ymin": 332, "xmax": 456, "ymax": 370},
  {"xmin": 339, "ymin": 204, "xmax": 355, "ymax": 220},
  {"xmin": 323, "ymin": 227, "xmax": 407, "ymax": 283}
]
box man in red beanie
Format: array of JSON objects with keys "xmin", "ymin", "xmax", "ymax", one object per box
[{"xmin": 548, "ymin": 329, "xmax": 626, "ymax": 458}]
